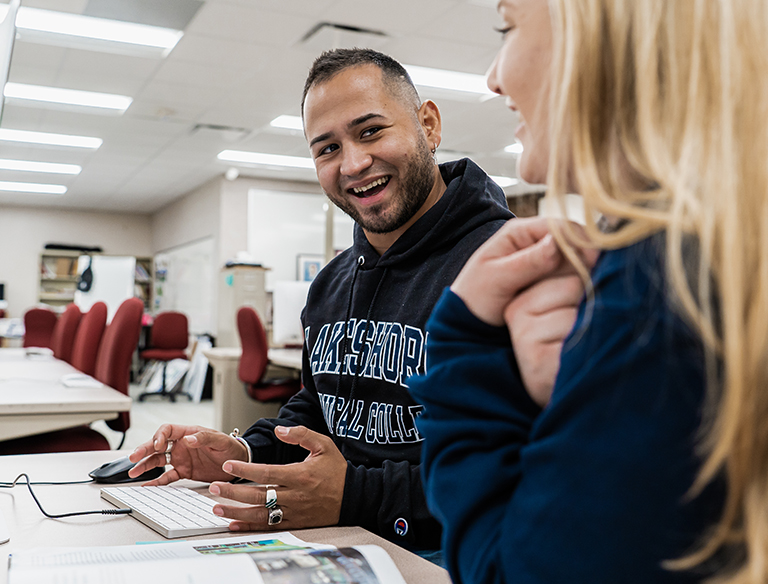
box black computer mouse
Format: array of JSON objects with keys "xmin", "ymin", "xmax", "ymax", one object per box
[{"xmin": 89, "ymin": 456, "xmax": 164, "ymax": 484}]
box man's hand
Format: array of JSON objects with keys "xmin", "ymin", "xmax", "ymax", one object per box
[
  {"xmin": 208, "ymin": 425, "xmax": 347, "ymax": 531},
  {"xmin": 128, "ymin": 424, "xmax": 248, "ymax": 485},
  {"xmin": 451, "ymin": 217, "xmax": 563, "ymax": 326}
]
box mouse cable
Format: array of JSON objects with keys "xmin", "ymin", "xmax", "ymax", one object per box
[
  {"xmin": 0, "ymin": 473, "xmax": 132, "ymax": 519},
  {"xmin": 0, "ymin": 478, "xmax": 94, "ymax": 486}
]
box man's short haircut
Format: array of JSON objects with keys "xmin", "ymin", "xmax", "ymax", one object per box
[{"xmin": 301, "ymin": 48, "xmax": 421, "ymax": 116}]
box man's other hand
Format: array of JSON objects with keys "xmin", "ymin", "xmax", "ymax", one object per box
[
  {"xmin": 208, "ymin": 425, "xmax": 346, "ymax": 530},
  {"xmin": 128, "ymin": 424, "xmax": 248, "ymax": 485}
]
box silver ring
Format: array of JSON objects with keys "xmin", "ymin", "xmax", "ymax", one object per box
[
  {"xmin": 165, "ymin": 452, "xmax": 172, "ymax": 465},
  {"xmin": 267, "ymin": 506, "xmax": 283, "ymax": 526},
  {"xmin": 265, "ymin": 488, "xmax": 277, "ymax": 509},
  {"xmin": 165, "ymin": 441, "xmax": 174, "ymax": 453}
]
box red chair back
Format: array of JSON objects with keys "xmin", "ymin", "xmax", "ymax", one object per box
[
  {"xmin": 237, "ymin": 306, "xmax": 269, "ymax": 385},
  {"xmin": 94, "ymin": 297, "xmax": 143, "ymax": 433},
  {"xmin": 50, "ymin": 303, "xmax": 82, "ymax": 363},
  {"xmin": 70, "ymin": 302, "xmax": 107, "ymax": 376},
  {"xmin": 22, "ymin": 307, "xmax": 58, "ymax": 349},
  {"xmin": 149, "ymin": 312, "xmax": 188, "ymax": 351}
]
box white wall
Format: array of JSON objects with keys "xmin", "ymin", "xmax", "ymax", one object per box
[
  {"xmin": 246, "ymin": 189, "xmax": 354, "ymax": 290},
  {"xmin": 538, "ymin": 194, "xmax": 587, "ymax": 224},
  {"xmin": 151, "ymin": 176, "xmax": 221, "ymax": 255},
  {"xmin": 150, "ymin": 174, "xmax": 322, "ymax": 337},
  {"xmin": 220, "ymin": 176, "xmax": 322, "ymax": 268},
  {"xmin": 0, "ymin": 206, "xmax": 151, "ymax": 318}
]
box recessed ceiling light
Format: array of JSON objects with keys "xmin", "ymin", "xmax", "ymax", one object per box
[
  {"xmin": 0, "ymin": 128, "xmax": 102, "ymax": 149},
  {"xmin": 4, "ymin": 82, "xmax": 132, "ymax": 112},
  {"xmin": 270, "ymin": 115, "xmax": 304, "ymax": 131},
  {"xmin": 404, "ymin": 64, "xmax": 495, "ymax": 97},
  {"xmin": 0, "ymin": 180, "xmax": 67, "ymax": 194},
  {"xmin": 218, "ymin": 150, "xmax": 315, "ymax": 170},
  {"xmin": 0, "ymin": 158, "xmax": 81, "ymax": 174},
  {"xmin": 490, "ymin": 175, "xmax": 519, "ymax": 188},
  {"xmin": 504, "ymin": 142, "xmax": 524, "ymax": 154},
  {"xmin": 0, "ymin": 5, "xmax": 183, "ymax": 58}
]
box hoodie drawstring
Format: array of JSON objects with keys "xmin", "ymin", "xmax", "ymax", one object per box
[{"xmin": 331, "ymin": 255, "xmax": 388, "ymax": 455}]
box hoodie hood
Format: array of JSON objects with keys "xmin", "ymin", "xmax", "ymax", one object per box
[{"xmin": 352, "ymin": 158, "xmax": 512, "ymax": 269}]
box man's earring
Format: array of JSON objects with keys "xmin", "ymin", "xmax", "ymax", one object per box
[{"xmin": 431, "ymin": 145, "xmax": 438, "ymax": 165}]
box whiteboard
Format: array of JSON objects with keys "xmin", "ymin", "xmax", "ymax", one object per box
[
  {"xmin": 75, "ymin": 255, "xmax": 136, "ymax": 322},
  {"xmin": 247, "ymin": 189, "xmax": 354, "ymax": 290},
  {"xmin": 154, "ymin": 237, "xmax": 215, "ymax": 335}
]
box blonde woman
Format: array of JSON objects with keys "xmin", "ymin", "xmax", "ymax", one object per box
[{"xmin": 409, "ymin": 0, "xmax": 767, "ymax": 582}]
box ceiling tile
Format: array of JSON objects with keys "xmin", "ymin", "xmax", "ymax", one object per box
[{"xmin": 185, "ymin": 3, "xmax": 315, "ymax": 46}]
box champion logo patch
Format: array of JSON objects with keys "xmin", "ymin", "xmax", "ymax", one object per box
[{"xmin": 394, "ymin": 518, "xmax": 408, "ymax": 537}]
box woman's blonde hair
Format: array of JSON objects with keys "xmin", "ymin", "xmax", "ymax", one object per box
[{"xmin": 546, "ymin": 0, "xmax": 768, "ymax": 581}]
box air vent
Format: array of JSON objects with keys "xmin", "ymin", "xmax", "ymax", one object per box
[
  {"xmin": 298, "ymin": 22, "xmax": 390, "ymax": 53},
  {"xmin": 190, "ymin": 123, "xmax": 251, "ymax": 143}
]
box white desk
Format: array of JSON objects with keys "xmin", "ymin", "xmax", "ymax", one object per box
[
  {"xmin": 0, "ymin": 319, "xmax": 23, "ymax": 349},
  {"xmin": 267, "ymin": 347, "xmax": 303, "ymax": 370},
  {"xmin": 203, "ymin": 347, "xmax": 304, "ymax": 433},
  {"xmin": 0, "ymin": 450, "xmax": 450, "ymax": 584},
  {"xmin": 0, "ymin": 348, "xmax": 131, "ymax": 441}
]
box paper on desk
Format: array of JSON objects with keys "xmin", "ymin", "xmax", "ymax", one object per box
[
  {"xmin": 9, "ymin": 532, "xmax": 329, "ymax": 569},
  {"xmin": 8, "ymin": 533, "xmax": 406, "ymax": 584},
  {"xmin": 24, "ymin": 347, "xmax": 53, "ymax": 359},
  {"xmin": 60, "ymin": 373, "xmax": 103, "ymax": 388},
  {"xmin": 9, "ymin": 554, "xmax": 257, "ymax": 584}
]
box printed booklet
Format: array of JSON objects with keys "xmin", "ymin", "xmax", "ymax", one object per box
[{"xmin": 8, "ymin": 532, "xmax": 407, "ymax": 584}]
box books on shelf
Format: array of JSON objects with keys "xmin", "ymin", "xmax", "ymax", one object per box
[
  {"xmin": 7, "ymin": 532, "xmax": 406, "ymax": 584},
  {"xmin": 41, "ymin": 256, "xmax": 77, "ymax": 279},
  {"xmin": 134, "ymin": 262, "xmax": 150, "ymax": 281}
]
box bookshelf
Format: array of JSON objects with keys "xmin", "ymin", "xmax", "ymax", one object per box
[
  {"xmin": 38, "ymin": 250, "xmax": 81, "ymax": 307},
  {"xmin": 38, "ymin": 252, "xmax": 153, "ymax": 311},
  {"xmin": 134, "ymin": 257, "xmax": 153, "ymax": 312}
]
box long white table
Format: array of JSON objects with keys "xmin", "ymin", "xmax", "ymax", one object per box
[
  {"xmin": 0, "ymin": 451, "xmax": 450, "ymax": 584},
  {"xmin": 0, "ymin": 348, "xmax": 132, "ymax": 441}
]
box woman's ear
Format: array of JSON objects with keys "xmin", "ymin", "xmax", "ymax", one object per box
[{"xmin": 418, "ymin": 99, "xmax": 442, "ymax": 149}]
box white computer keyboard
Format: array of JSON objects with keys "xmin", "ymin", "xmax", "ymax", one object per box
[{"xmin": 101, "ymin": 485, "xmax": 231, "ymax": 539}]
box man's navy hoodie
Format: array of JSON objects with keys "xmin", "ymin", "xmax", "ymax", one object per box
[{"xmin": 242, "ymin": 158, "xmax": 513, "ymax": 548}]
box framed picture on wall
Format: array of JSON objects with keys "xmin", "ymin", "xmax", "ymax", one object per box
[{"xmin": 297, "ymin": 254, "xmax": 324, "ymax": 282}]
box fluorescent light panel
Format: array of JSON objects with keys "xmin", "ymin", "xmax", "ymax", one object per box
[
  {"xmin": 490, "ymin": 175, "xmax": 519, "ymax": 188},
  {"xmin": 0, "ymin": 128, "xmax": 102, "ymax": 149},
  {"xmin": 0, "ymin": 5, "xmax": 182, "ymax": 55},
  {"xmin": 0, "ymin": 180, "xmax": 66, "ymax": 194},
  {"xmin": 0, "ymin": 158, "xmax": 81, "ymax": 174},
  {"xmin": 218, "ymin": 150, "xmax": 315, "ymax": 170},
  {"xmin": 270, "ymin": 115, "xmax": 304, "ymax": 131},
  {"xmin": 404, "ymin": 64, "xmax": 495, "ymax": 97},
  {"xmin": 4, "ymin": 82, "xmax": 132, "ymax": 111}
]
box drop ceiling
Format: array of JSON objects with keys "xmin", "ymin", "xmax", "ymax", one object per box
[{"xmin": 0, "ymin": 0, "xmax": 526, "ymax": 214}]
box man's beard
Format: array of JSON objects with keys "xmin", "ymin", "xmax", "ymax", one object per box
[{"xmin": 328, "ymin": 137, "xmax": 436, "ymax": 234}]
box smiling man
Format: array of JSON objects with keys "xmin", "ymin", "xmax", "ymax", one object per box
[{"xmin": 129, "ymin": 49, "xmax": 512, "ymax": 553}]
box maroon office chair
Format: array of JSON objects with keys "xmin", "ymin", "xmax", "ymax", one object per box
[
  {"xmin": 93, "ymin": 297, "xmax": 144, "ymax": 445},
  {"xmin": 138, "ymin": 311, "xmax": 190, "ymax": 402},
  {"xmin": 70, "ymin": 302, "xmax": 107, "ymax": 376},
  {"xmin": 22, "ymin": 307, "xmax": 58, "ymax": 349},
  {"xmin": 50, "ymin": 303, "xmax": 82, "ymax": 363},
  {"xmin": 0, "ymin": 298, "xmax": 143, "ymax": 455},
  {"xmin": 237, "ymin": 306, "xmax": 301, "ymax": 403}
]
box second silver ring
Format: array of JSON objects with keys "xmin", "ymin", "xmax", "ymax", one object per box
[
  {"xmin": 165, "ymin": 452, "xmax": 172, "ymax": 465},
  {"xmin": 265, "ymin": 488, "xmax": 277, "ymax": 509}
]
